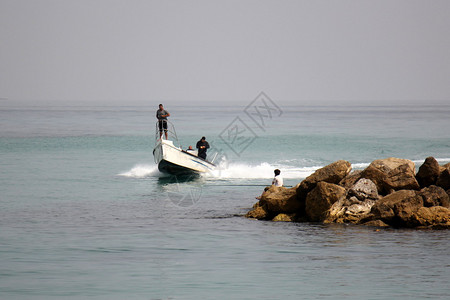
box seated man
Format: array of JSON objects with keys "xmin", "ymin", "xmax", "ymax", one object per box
[
  {"xmin": 186, "ymin": 146, "xmax": 196, "ymax": 155},
  {"xmin": 272, "ymin": 169, "xmax": 283, "ymax": 187}
]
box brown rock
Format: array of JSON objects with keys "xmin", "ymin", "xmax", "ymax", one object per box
[
  {"xmin": 436, "ymin": 164, "xmax": 450, "ymax": 190},
  {"xmin": 297, "ymin": 160, "xmax": 352, "ymax": 201},
  {"xmin": 339, "ymin": 170, "xmax": 362, "ymax": 190},
  {"xmin": 362, "ymin": 220, "xmax": 390, "ymax": 227},
  {"xmin": 418, "ymin": 185, "xmax": 450, "ymax": 208},
  {"xmin": 324, "ymin": 198, "xmax": 347, "ymax": 223},
  {"xmin": 416, "ymin": 157, "xmax": 440, "ymax": 188},
  {"xmin": 385, "ymin": 164, "xmax": 420, "ymax": 191},
  {"xmin": 362, "ymin": 157, "xmax": 419, "ymax": 193},
  {"xmin": 245, "ymin": 203, "xmax": 269, "ymax": 220},
  {"xmin": 360, "ymin": 165, "xmax": 389, "ymax": 194},
  {"xmin": 259, "ymin": 185, "xmax": 300, "ymax": 213},
  {"xmin": 412, "ymin": 206, "xmax": 450, "ymax": 229},
  {"xmin": 392, "ymin": 194, "xmax": 424, "ymax": 226},
  {"xmin": 370, "ymin": 157, "xmax": 415, "ymax": 173},
  {"xmin": 305, "ymin": 182, "xmax": 346, "ymax": 222},
  {"xmin": 272, "ymin": 213, "xmax": 295, "ymax": 222},
  {"xmin": 370, "ymin": 190, "xmax": 422, "ymax": 225}
]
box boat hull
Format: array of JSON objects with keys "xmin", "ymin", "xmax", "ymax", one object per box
[{"xmin": 153, "ymin": 139, "xmax": 215, "ymax": 175}]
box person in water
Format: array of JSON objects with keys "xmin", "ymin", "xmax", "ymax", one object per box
[
  {"xmin": 272, "ymin": 169, "xmax": 283, "ymax": 187},
  {"xmin": 156, "ymin": 104, "xmax": 170, "ymax": 139},
  {"xmin": 196, "ymin": 136, "xmax": 210, "ymax": 160}
]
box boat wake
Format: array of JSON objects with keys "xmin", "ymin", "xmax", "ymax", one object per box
[
  {"xmin": 118, "ymin": 157, "xmax": 450, "ymax": 180},
  {"xmin": 118, "ymin": 164, "xmax": 160, "ymax": 178},
  {"xmin": 203, "ymin": 162, "xmax": 320, "ymax": 179},
  {"xmin": 118, "ymin": 162, "xmax": 320, "ymax": 180}
]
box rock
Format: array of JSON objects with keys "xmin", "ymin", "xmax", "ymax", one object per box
[
  {"xmin": 418, "ymin": 185, "xmax": 450, "ymax": 208},
  {"xmin": 346, "ymin": 196, "xmax": 363, "ymax": 206},
  {"xmin": 272, "ymin": 213, "xmax": 295, "ymax": 222},
  {"xmin": 370, "ymin": 190, "xmax": 423, "ymax": 227},
  {"xmin": 305, "ymin": 182, "xmax": 346, "ymax": 222},
  {"xmin": 370, "ymin": 157, "xmax": 416, "ymax": 173},
  {"xmin": 259, "ymin": 185, "xmax": 301, "ymax": 213},
  {"xmin": 392, "ymin": 194, "xmax": 424, "ymax": 227},
  {"xmin": 325, "ymin": 197, "xmax": 375, "ymax": 224},
  {"xmin": 246, "ymin": 158, "xmax": 450, "ymax": 229},
  {"xmin": 412, "ymin": 206, "xmax": 450, "ymax": 229},
  {"xmin": 297, "ymin": 160, "xmax": 352, "ymax": 201},
  {"xmin": 245, "ymin": 203, "xmax": 269, "ymax": 220},
  {"xmin": 370, "ymin": 190, "xmax": 417, "ymax": 220},
  {"xmin": 362, "ymin": 219, "xmax": 390, "ymax": 227},
  {"xmin": 324, "ymin": 198, "xmax": 347, "ymax": 223},
  {"xmin": 416, "ymin": 157, "xmax": 440, "ymax": 188},
  {"xmin": 436, "ymin": 164, "xmax": 450, "ymax": 190},
  {"xmin": 363, "ymin": 157, "xmax": 419, "ymax": 193},
  {"xmin": 349, "ymin": 178, "xmax": 379, "ymax": 200},
  {"xmin": 360, "ymin": 165, "xmax": 389, "ymax": 194},
  {"xmin": 385, "ymin": 163, "xmax": 420, "ymax": 191},
  {"xmin": 345, "ymin": 200, "xmax": 376, "ymax": 221},
  {"xmin": 339, "ymin": 170, "xmax": 362, "ymax": 190}
]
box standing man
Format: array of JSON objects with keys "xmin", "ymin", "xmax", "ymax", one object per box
[
  {"xmin": 156, "ymin": 104, "xmax": 170, "ymax": 139},
  {"xmin": 196, "ymin": 136, "xmax": 210, "ymax": 160},
  {"xmin": 272, "ymin": 169, "xmax": 283, "ymax": 187}
]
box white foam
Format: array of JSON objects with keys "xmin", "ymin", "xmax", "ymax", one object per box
[
  {"xmin": 203, "ymin": 162, "xmax": 319, "ymax": 179},
  {"xmin": 118, "ymin": 157, "xmax": 450, "ymax": 180},
  {"xmin": 352, "ymin": 162, "xmax": 370, "ymax": 169},
  {"xmin": 118, "ymin": 164, "xmax": 160, "ymax": 178}
]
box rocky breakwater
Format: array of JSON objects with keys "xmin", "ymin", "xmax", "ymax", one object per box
[{"xmin": 246, "ymin": 157, "xmax": 450, "ymax": 229}]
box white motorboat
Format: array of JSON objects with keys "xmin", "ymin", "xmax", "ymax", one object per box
[{"xmin": 152, "ymin": 121, "xmax": 216, "ymax": 175}]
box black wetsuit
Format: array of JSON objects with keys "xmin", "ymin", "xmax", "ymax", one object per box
[{"xmin": 196, "ymin": 140, "xmax": 210, "ymax": 160}]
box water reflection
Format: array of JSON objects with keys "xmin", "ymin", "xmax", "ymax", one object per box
[
  {"xmin": 157, "ymin": 173, "xmax": 202, "ymax": 185},
  {"xmin": 157, "ymin": 174, "xmax": 205, "ymax": 208}
]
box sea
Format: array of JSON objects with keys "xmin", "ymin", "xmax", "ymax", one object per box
[{"xmin": 1, "ymin": 103, "xmax": 449, "ymax": 299}]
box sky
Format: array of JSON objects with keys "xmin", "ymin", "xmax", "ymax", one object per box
[{"xmin": 1, "ymin": 0, "xmax": 449, "ymax": 106}]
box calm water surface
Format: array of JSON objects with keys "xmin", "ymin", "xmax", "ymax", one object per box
[{"xmin": 1, "ymin": 105, "xmax": 449, "ymax": 299}]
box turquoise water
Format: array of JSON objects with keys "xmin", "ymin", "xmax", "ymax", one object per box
[{"xmin": 1, "ymin": 105, "xmax": 449, "ymax": 299}]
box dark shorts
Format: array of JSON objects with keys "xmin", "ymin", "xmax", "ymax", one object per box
[{"xmin": 158, "ymin": 120, "xmax": 168, "ymax": 131}]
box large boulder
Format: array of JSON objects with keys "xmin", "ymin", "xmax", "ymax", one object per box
[
  {"xmin": 297, "ymin": 160, "xmax": 351, "ymax": 201},
  {"xmin": 385, "ymin": 163, "xmax": 420, "ymax": 191},
  {"xmin": 418, "ymin": 185, "xmax": 450, "ymax": 208},
  {"xmin": 259, "ymin": 185, "xmax": 301, "ymax": 213},
  {"xmin": 416, "ymin": 157, "xmax": 440, "ymax": 188},
  {"xmin": 370, "ymin": 190, "xmax": 423, "ymax": 226},
  {"xmin": 436, "ymin": 163, "xmax": 450, "ymax": 190},
  {"xmin": 412, "ymin": 206, "xmax": 450, "ymax": 229},
  {"xmin": 363, "ymin": 157, "xmax": 419, "ymax": 193},
  {"xmin": 305, "ymin": 182, "xmax": 346, "ymax": 222}
]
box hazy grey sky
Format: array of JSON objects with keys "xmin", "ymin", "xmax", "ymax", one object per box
[{"xmin": 1, "ymin": 0, "xmax": 449, "ymax": 106}]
